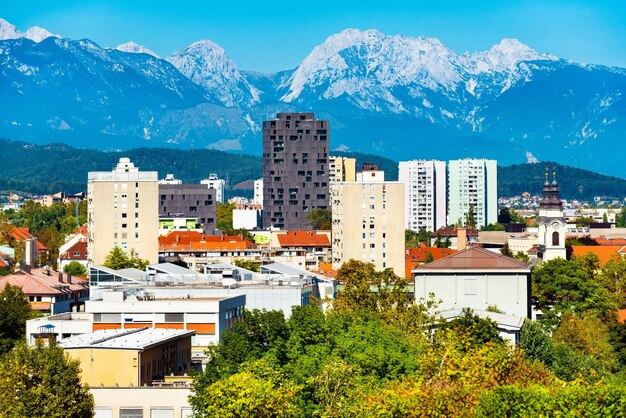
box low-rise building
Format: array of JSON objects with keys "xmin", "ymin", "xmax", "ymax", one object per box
[
  {"xmin": 413, "ymin": 247, "xmax": 533, "ymax": 318},
  {"xmin": 0, "ymin": 268, "xmax": 89, "ymax": 314},
  {"xmin": 60, "ymin": 328, "xmax": 194, "ymax": 387}
]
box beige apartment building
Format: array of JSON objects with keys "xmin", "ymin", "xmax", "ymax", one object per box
[
  {"xmin": 88, "ymin": 158, "xmax": 159, "ymax": 265},
  {"xmin": 331, "ymin": 179, "xmax": 405, "ymax": 275},
  {"xmin": 329, "ymin": 156, "xmax": 356, "ymax": 182}
]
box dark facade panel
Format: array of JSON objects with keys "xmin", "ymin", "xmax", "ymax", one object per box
[
  {"xmin": 262, "ymin": 113, "xmax": 329, "ymax": 230},
  {"xmin": 159, "ymin": 184, "xmax": 217, "ymax": 233}
]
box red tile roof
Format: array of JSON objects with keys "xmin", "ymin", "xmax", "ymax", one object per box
[
  {"xmin": 276, "ymin": 231, "xmax": 331, "ymax": 247},
  {"xmin": 596, "ymin": 238, "xmax": 626, "ymax": 246},
  {"xmin": 60, "ymin": 240, "xmax": 88, "ymax": 260},
  {"xmin": 11, "ymin": 226, "xmax": 35, "ymax": 241},
  {"xmin": 405, "ymin": 246, "xmax": 458, "ymax": 277},
  {"xmin": 0, "ymin": 269, "xmax": 86, "ymax": 296},
  {"xmin": 159, "ymin": 231, "xmax": 256, "ymax": 252},
  {"xmin": 0, "ymin": 257, "xmax": 8, "ymax": 268},
  {"xmin": 413, "ymin": 247, "xmax": 531, "ymax": 272},
  {"xmin": 570, "ymin": 246, "xmax": 626, "ymax": 266}
]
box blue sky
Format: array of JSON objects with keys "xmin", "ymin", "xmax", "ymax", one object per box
[{"xmin": 2, "ymin": 0, "xmax": 625, "ymax": 73}]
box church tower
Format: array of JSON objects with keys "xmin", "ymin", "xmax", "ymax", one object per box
[{"xmin": 536, "ymin": 168, "xmax": 567, "ymax": 262}]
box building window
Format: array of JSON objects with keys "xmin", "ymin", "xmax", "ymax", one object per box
[
  {"xmin": 552, "ymin": 231, "xmax": 559, "ymax": 246},
  {"xmin": 119, "ymin": 408, "xmax": 143, "ymax": 418}
]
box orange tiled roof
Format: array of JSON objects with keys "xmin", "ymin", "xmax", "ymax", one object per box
[
  {"xmin": 596, "ymin": 238, "xmax": 626, "ymax": 246},
  {"xmin": 618, "ymin": 309, "xmax": 626, "ymax": 324},
  {"xmin": 312, "ymin": 262, "xmax": 337, "ymax": 278},
  {"xmin": 570, "ymin": 245, "xmax": 626, "ymax": 266},
  {"xmin": 159, "ymin": 231, "xmax": 256, "ymax": 252},
  {"xmin": 276, "ymin": 231, "xmax": 331, "ymax": 247},
  {"xmin": 0, "ymin": 257, "xmax": 8, "ymax": 268},
  {"xmin": 10, "ymin": 226, "xmax": 35, "ymax": 241},
  {"xmin": 405, "ymin": 247, "xmax": 457, "ymax": 277}
]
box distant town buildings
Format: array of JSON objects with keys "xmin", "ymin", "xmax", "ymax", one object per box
[
  {"xmin": 200, "ymin": 173, "xmax": 226, "ymax": 204},
  {"xmin": 329, "ymin": 156, "xmax": 356, "ymax": 182},
  {"xmin": 448, "ymin": 158, "xmax": 498, "ymax": 228},
  {"xmin": 331, "ymin": 164, "xmax": 405, "ymax": 274},
  {"xmin": 262, "ymin": 113, "xmax": 330, "ymax": 230},
  {"xmin": 398, "ymin": 160, "xmax": 447, "ymax": 232},
  {"xmin": 87, "ymin": 158, "xmax": 159, "ymax": 264}
]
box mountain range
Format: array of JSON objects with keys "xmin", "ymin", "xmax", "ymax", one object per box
[{"xmin": 1, "ymin": 18, "xmax": 625, "ymax": 176}]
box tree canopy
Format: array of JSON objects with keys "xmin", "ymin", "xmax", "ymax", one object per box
[
  {"xmin": 102, "ymin": 247, "xmax": 150, "ymax": 271},
  {"xmin": 305, "ymin": 208, "xmax": 332, "ymax": 230},
  {"xmin": 0, "ymin": 284, "xmax": 38, "ymax": 354},
  {"xmin": 0, "ymin": 342, "xmax": 93, "ymax": 417}
]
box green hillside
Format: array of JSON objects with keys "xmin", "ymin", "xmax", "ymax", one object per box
[
  {"xmin": 0, "ymin": 139, "xmax": 624, "ymax": 202},
  {"xmin": 498, "ymin": 162, "xmax": 626, "ymax": 201}
]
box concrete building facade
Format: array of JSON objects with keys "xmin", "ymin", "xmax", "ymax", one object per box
[
  {"xmin": 262, "ymin": 113, "xmax": 330, "ymax": 230},
  {"xmin": 88, "ymin": 158, "xmax": 159, "ymax": 264},
  {"xmin": 331, "ymin": 179, "xmax": 405, "ymax": 274},
  {"xmin": 448, "ymin": 159, "xmax": 497, "ymax": 228},
  {"xmin": 200, "ymin": 173, "xmax": 225, "ymax": 204},
  {"xmin": 398, "ymin": 160, "xmax": 447, "ymax": 232},
  {"xmin": 329, "ymin": 156, "xmax": 356, "ymax": 182},
  {"xmin": 159, "ymin": 184, "xmax": 217, "ymax": 233}
]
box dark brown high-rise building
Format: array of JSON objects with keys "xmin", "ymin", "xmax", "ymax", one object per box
[{"xmin": 262, "ymin": 113, "xmax": 329, "ymax": 230}]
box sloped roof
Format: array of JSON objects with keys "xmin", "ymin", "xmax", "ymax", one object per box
[
  {"xmin": 570, "ymin": 245, "xmax": 626, "ymax": 266},
  {"xmin": 405, "ymin": 246, "xmax": 457, "ymax": 277},
  {"xmin": 0, "ymin": 270, "xmax": 85, "ymax": 296},
  {"xmin": 0, "ymin": 257, "xmax": 8, "ymax": 268},
  {"xmin": 596, "ymin": 237, "xmax": 626, "ymax": 246},
  {"xmin": 10, "ymin": 226, "xmax": 35, "ymax": 241},
  {"xmin": 413, "ymin": 247, "xmax": 532, "ymax": 273},
  {"xmin": 276, "ymin": 231, "xmax": 331, "ymax": 247},
  {"xmin": 59, "ymin": 240, "xmax": 87, "ymax": 260}
]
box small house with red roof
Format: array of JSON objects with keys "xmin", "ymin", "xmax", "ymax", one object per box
[
  {"xmin": 405, "ymin": 244, "xmax": 457, "ymax": 278},
  {"xmin": 272, "ymin": 230, "xmax": 332, "ymax": 269}
]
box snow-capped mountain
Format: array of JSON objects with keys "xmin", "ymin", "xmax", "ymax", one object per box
[
  {"xmin": 115, "ymin": 41, "xmax": 160, "ymax": 58},
  {"xmin": 1, "ymin": 19, "xmax": 625, "ymax": 176},
  {"xmin": 0, "ymin": 18, "xmax": 59, "ymax": 42},
  {"xmin": 167, "ymin": 40, "xmax": 259, "ymax": 108}
]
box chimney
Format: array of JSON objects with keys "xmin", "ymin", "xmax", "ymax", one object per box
[
  {"xmin": 58, "ymin": 272, "xmax": 63, "ymax": 282},
  {"xmin": 457, "ymin": 228, "xmax": 467, "ymax": 251},
  {"xmin": 66, "ymin": 273, "xmax": 72, "ymax": 284}
]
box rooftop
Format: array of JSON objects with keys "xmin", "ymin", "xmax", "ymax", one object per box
[
  {"xmin": 59, "ymin": 327, "xmax": 194, "ymax": 350},
  {"xmin": 433, "ymin": 226, "xmax": 479, "ymax": 237},
  {"xmin": 413, "ymin": 247, "xmax": 532, "ymax": 273},
  {"xmin": 0, "ymin": 269, "xmax": 87, "ymax": 296},
  {"xmin": 276, "ymin": 231, "xmax": 331, "ymax": 247},
  {"xmin": 570, "ymin": 245, "xmax": 626, "ymax": 266}
]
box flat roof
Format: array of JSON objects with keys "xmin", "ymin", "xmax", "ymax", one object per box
[
  {"xmin": 147, "ymin": 263, "xmax": 198, "ymax": 275},
  {"xmin": 261, "ymin": 263, "xmax": 333, "ymax": 281},
  {"xmin": 59, "ymin": 327, "xmax": 194, "ymax": 350}
]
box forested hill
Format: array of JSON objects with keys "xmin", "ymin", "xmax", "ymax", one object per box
[
  {"xmin": 498, "ymin": 162, "xmax": 626, "ymax": 201},
  {"xmin": 1, "ymin": 138, "xmax": 625, "ymax": 201},
  {"xmin": 0, "ymin": 139, "xmax": 399, "ymax": 195}
]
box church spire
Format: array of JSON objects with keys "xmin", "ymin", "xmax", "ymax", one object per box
[{"xmin": 539, "ymin": 166, "xmax": 562, "ymax": 210}]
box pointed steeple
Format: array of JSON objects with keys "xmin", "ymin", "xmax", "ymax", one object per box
[{"xmin": 539, "ymin": 166, "xmax": 562, "ymax": 210}]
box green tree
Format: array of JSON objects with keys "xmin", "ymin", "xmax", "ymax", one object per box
[
  {"xmin": 192, "ymin": 364, "xmax": 301, "ymax": 418},
  {"xmin": 306, "ymin": 208, "xmax": 332, "ymax": 230},
  {"xmin": 424, "ymin": 251, "xmax": 434, "ymax": 264},
  {"xmin": 532, "ymin": 258, "xmax": 616, "ymax": 324},
  {"xmin": 443, "ymin": 308, "xmax": 505, "ymax": 347},
  {"xmin": 482, "ymin": 223, "xmax": 505, "ymax": 231},
  {"xmin": 514, "ymin": 251, "xmax": 530, "ymax": 262},
  {"xmin": 598, "ymin": 253, "xmax": 626, "ymax": 307},
  {"xmin": 616, "ymin": 207, "xmax": 626, "ymax": 228},
  {"xmin": 500, "ymin": 243, "xmax": 514, "ymax": 257},
  {"xmin": 0, "ymin": 342, "xmax": 93, "ymax": 417},
  {"xmin": 465, "ymin": 203, "xmax": 476, "ymax": 228},
  {"xmin": 520, "ymin": 320, "xmax": 554, "ymax": 366},
  {"xmin": 102, "ymin": 247, "xmax": 150, "ymax": 271},
  {"xmin": 0, "ymin": 284, "xmax": 37, "ymax": 354},
  {"xmin": 234, "ymin": 258, "xmax": 260, "ymax": 272},
  {"xmin": 405, "ymin": 229, "xmax": 431, "ymax": 248},
  {"xmin": 603, "ymin": 212, "xmax": 609, "ymax": 223},
  {"xmin": 216, "ymin": 202, "xmax": 236, "ymax": 230},
  {"xmin": 62, "ymin": 261, "xmax": 87, "ymax": 277}
]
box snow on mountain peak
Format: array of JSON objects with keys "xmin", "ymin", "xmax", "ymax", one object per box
[
  {"xmin": 115, "ymin": 41, "xmax": 160, "ymax": 58},
  {"xmin": 0, "ymin": 18, "xmax": 59, "ymax": 42},
  {"xmin": 167, "ymin": 39, "xmax": 258, "ymax": 107},
  {"xmin": 479, "ymin": 38, "xmax": 558, "ymax": 65}
]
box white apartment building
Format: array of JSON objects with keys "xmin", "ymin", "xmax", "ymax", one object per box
[
  {"xmin": 331, "ymin": 169, "xmax": 405, "ymax": 274},
  {"xmin": 253, "ymin": 178, "xmax": 263, "ymax": 206},
  {"xmin": 200, "ymin": 173, "xmax": 226, "ymax": 204},
  {"xmin": 87, "ymin": 158, "xmax": 159, "ymax": 265},
  {"xmin": 448, "ymin": 159, "xmax": 497, "ymax": 228},
  {"xmin": 398, "ymin": 160, "xmax": 447, "ymax": 232}
]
